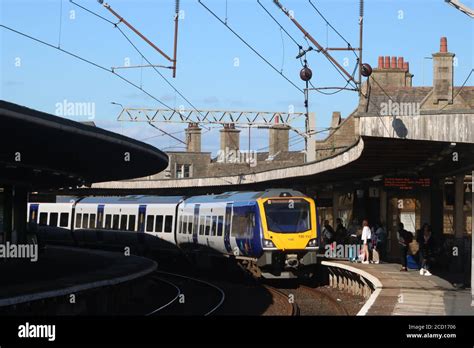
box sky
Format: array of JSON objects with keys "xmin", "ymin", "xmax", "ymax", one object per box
[{"xmin": 1, "ymin": 0, "xmax": 473, "ymax": 154}]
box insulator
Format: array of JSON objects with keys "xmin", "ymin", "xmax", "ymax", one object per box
[{"xmin": 361, "ymin": 63, "xmax": 372, "ymax": 77}]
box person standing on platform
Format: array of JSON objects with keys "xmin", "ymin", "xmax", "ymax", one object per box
[
  {"xmin": 373, "ymin": 221, "xmax": 387, "ymax": 263},
  {"xmin": 322, "ymin": 220, "xmax": 335, "ymax": 247},
  {"xmin": 418, "ymin": 224, "xmax": 435, "ymax": 276},
  {"xmin": 398, "ymin": 222, "xmax": 413, "ymax": 272},
  {"xmin": 335, "ymin": 218, "xmax": 347, "ymax": 245},
  {"xmin": 361, "ymin": 219, "xmax": 371, "ymax": 264}
]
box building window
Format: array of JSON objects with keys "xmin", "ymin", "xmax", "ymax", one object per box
[{"xmin": 176, "ymin": 164, "xmax": 191, "ymax": 178}]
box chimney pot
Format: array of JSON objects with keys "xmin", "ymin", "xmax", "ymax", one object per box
[
  {"xmin": 403, "ymin": 62, "xmax": 409, "ymax": 71},
  {"xmin": 384, "ymin": 56, "xmax": 390, "ymax": 69},
  {"xmin": 440, "ymin": 37, "xmax": 448, "ymax": 53},
  {"xmin": 378, "ymin": 56, "xmax": 384, "ymax": 69},
  {"xmin": 391, "ymin": 56, "xmax": 397, "ymax": 69},
  {"xmin": 397, "ymin": 57, "xmax": 404, "ymax": 69}
]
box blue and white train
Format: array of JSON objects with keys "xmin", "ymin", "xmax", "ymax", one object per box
[{"xmin": 28, "ymin": 189, "xmax": 319, "ymax": 277}]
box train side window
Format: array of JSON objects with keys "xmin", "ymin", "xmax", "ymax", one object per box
[
  {"xmin": 155, "ymin": 216, "xmax": 163, "ymax": 232},
  {"xmin": 120, "ymin": 215, "xmax": 128, "ymax": 230},
  {"xmin": 112, "ymin": 215, "xmax": 120, "ymax": 230},
  {"xmin": 82, "ymin": 214, "xmax": 89, "ymax": 229},
  {"xmin": 188, "ymin": 216, "xmax": 193, "ymax": 234},
  {"xmin": 39, "ymin": 212, "xmax": 48, "ymax": 226},
  {"xmin": 205, "ymin": 216, "xmax": 210, "ymax": 236},
  {"xmin": 211, "ymin": 216, "xmax": 217, "ymax": 236},
  {"xmin": 182, "ymin": 215, "xmax": 187, "ymax": 235},
  {"xmin": 60, "ymin": 213, "xmax": 69, "ymax": 227},
  {"xmin": 232, "ymin": 212, "xmax": 254, "ymax": 238},
  {"xmin": 105, "ymin": 214, "xmax": 112, "ymax": 229},
  {"xmin": 146, "ymin": 215, "xmax": 154, "ymax": 232},
  {"xmin": 75, "ymin": 213, "xmax": 82, "ymax": 228},
  {"xmin": 164, "ymin": 215, "xmax": 173, "ymax": 233},
  {"xmin": 89, "ymin": 214, "xmax": 96, "ymax": 229},
  {"xmin": 128, "ymin": 215, "xmax": 136, "ymax": 231},
  {"xmin": 199, "ymin": 216, "xmax": 204, "ymax": 235},
  {"xmin": 49, "ymin": 213, "xmax": 58, "ymax": 227},
  {"xmin": 177, "ymin": 215, "xmax": 182, "ymax": 234},
  {"xmin": 217, "ymin": 216, "xmax": 224, "ymax": 236}
]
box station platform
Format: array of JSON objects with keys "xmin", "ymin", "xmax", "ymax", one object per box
[
  {"xmin": 0, "ymin": 245, "xmax": 156, "ymax": 311},
  {"xmin": 322, "ymin": 260, "xmax": 474, "ymax": 316}
]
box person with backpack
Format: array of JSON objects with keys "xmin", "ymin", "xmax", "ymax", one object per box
[
  {"xmin": 398, "ymin": 222, "xmax": 413, "ymax": 271},
  {"xmin": 322, "ymin": 219, "xmax": 335, "ymax": 247},
  {"xmin": 373, "ymin": 221, "xmax": 387, "ymax": 263},
  {"xmin": 335, "ymin": 218, "xmax": 347, "ymax": 245},
  {"xmin": 417, "ymin": 224, "xmax": 435, "ymax": 276}
]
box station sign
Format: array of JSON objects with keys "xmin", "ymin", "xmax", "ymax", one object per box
[{"xmin": 383, "ymin": 177, "xmax": 431, "ymax": 190}]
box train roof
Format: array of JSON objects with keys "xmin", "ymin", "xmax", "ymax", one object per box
[
  {"xmin": 55, "ymin": 190, "xmax": 305, "ymax": 205},
  {"xmin": 183, "ymin": 189, "xmax": 306, "ymax": 204},
  {"xmin": 57, "ymin": 195, "xmax": 184, "ymax": 204}
]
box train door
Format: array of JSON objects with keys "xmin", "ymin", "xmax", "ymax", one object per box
[
  {"xmin": 138, "ymin": 205, "xmax": 146, "ymax": 232},
  {"xmin": 224, "ymin": 203, "xmax": 233, "ymax": 253},
  {"xmin": 29, "ymin": 204, "xmax": 39, "ymax": 224},
  {"xmin": 193, "ymin": 204, "xmax": 200, "ymax": 245}
]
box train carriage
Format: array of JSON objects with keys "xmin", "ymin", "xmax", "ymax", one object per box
[{"xmin": 28, "ymin": 189, "xmax": 319, "ymax": 278}]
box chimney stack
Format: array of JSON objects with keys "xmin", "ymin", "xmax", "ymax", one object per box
[
  {"xmin": 185, "ymin": 123, "xmax": 202, "ymax": 152},
  {"xmin": 269, "ymin": 117, "xmax": 290, "ymax": 158},
  {"xmin": 219, "ymin": 123, "xmax": 240, "ymax": 155},
  {"xmin": 370, "ymin": 55, "xmax": 413, "ymax": 88},
  {"xmin": 330, "ymin": 111, "xmax": 341, "ymax": 134},
  {"xmin": 432, "ymin": 36, "xmax": 454, "ymax": 104}
]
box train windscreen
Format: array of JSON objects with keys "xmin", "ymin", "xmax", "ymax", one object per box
[{"xmin": 263, "ymin": 199, "xmax": 311, "ymax": 233}]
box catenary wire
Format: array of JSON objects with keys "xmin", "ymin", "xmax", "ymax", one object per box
[{"xmin": 198, "ymin": 0, "xmax": 304, "ymax": 94}]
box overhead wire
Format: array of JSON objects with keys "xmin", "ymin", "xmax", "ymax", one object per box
[
  {"xmin": 69, "ymin": 0, "xmax": 211, "ymax": 130},
  {"xmin": 440, "ymin": 68, "xmax": 474, "ymax": 111},
  {"xmin": 0, "ymin": 24, "xmax": 185, "ymax": 115},
  {"xmin": 58, "ymin": 0, "xmax": 63, "ymax": 48},
  {"xmin": 198, "ymin": 0, "xmax": 304, "ymax": 94},
  {"xmin": 257, "ymin": 0, "xmax": 302, "ymax": 49},
  {"xmin": 308, "ymin": 0, "xmax": 359, "ymax": 59}
]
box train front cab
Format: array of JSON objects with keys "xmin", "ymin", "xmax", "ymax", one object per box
[{"xmin": 256, "ymin": 196, "xmax": 318, "ymax": 277}]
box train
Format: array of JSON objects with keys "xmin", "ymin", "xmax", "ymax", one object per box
[{"xmin": 27, "ymin": 189, "xmax": 319, "ymax": 278}]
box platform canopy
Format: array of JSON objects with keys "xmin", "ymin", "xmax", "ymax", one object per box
[{"xmin": 0, "ymin": 100, "xmax": 169, "ymax": 189}]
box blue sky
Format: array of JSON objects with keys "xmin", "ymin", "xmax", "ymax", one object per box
[{"xmin": 1, "ymin": 0, "xmax": 473, "ymax": 154}]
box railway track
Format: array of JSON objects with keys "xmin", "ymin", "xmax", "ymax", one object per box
[
  {"xmin": 273, "ymin": 284, "xmax": 348, "ymax": 315},
  {"xmin": 146, "ymin": 271, "xmax": 226, "ymax": 316},
  {"xmin": 264, "ymin": 285, "xmax": 299, "ymax": 316}
]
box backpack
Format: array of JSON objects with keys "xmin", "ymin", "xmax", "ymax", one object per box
[{"xmin": 403, "ymin": 230, "xmax": 413, "ymax": 244}]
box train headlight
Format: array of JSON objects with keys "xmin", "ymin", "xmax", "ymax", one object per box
[
  {"xmin": 306, "ymin": 238, "xmax": 318, "ymax": 248},
  {"xmin": 263, "ymin": 239, "xmax": 276, "ymax": 248}
]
